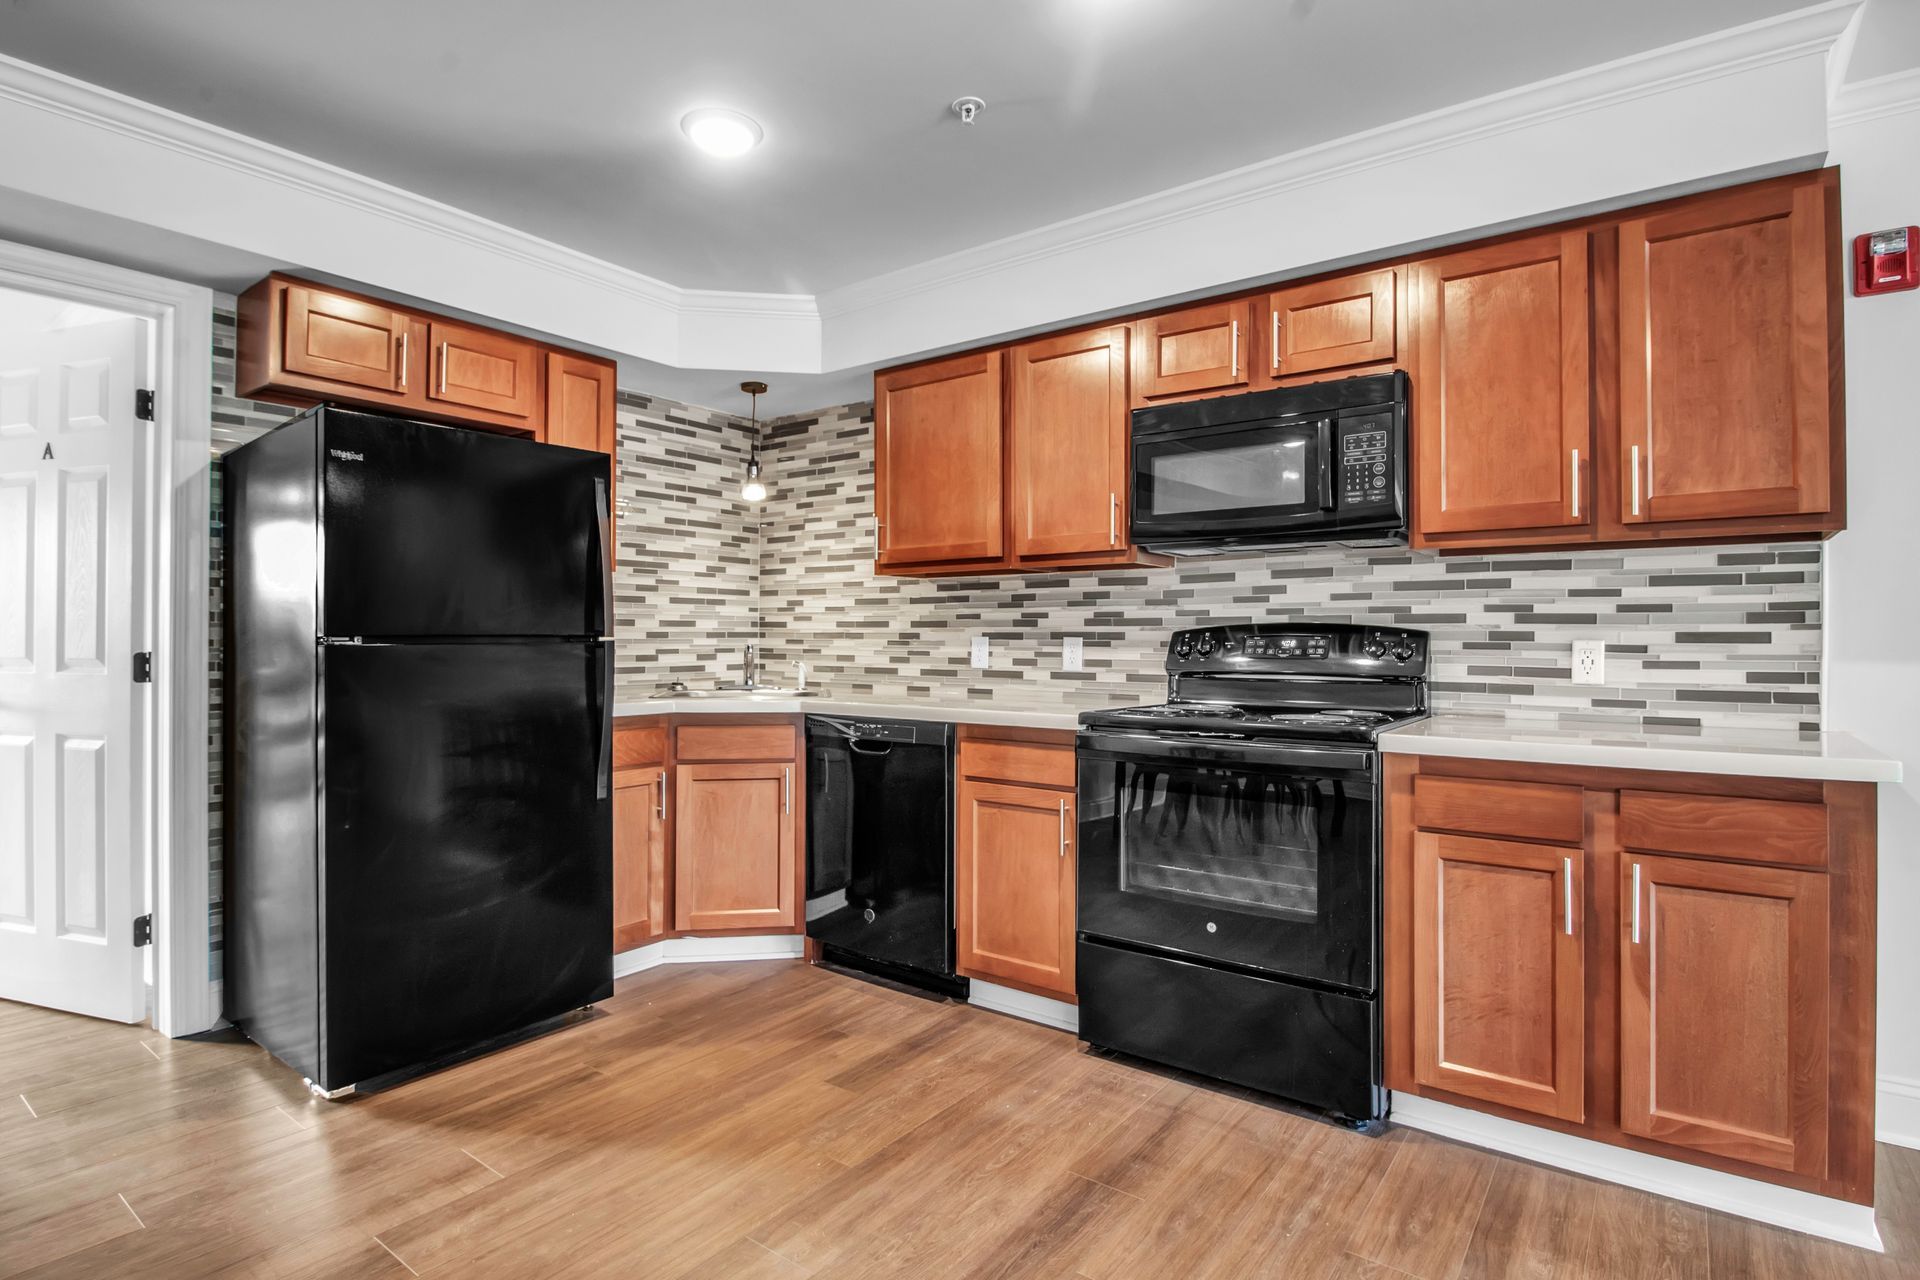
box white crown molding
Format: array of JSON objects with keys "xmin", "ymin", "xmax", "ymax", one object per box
[
  {"xmin": 0, "ymin": 2, "xmax": 1860, "ymax": 387},
  {"xmin": 816, "ymin": 0, "xmax": 1861, "ymax": 327},
  {"xmin": 1831, "ymin": 67, "xmax": 1920, "ymax": 127}
]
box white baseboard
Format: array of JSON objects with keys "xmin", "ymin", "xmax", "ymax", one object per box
[
  {"xmin": 1391, "ymin": 1094, "xmax": 1883, "ymax": 1252},
  {"xmin": 612, "ymin": 934, "xmax": 805, "ymax": 980},
  {"xmin": 1879, "ymin": 1074, "xmax": 1920, "ymax": 1151},
  {"xmin": 966, "ymin": 979, "xmax": 1079, "ymax": 1034}
]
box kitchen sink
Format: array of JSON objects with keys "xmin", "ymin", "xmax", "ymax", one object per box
[{"xmin": 648, "ymin": 685, "xmax": 817, "ymax": 699}]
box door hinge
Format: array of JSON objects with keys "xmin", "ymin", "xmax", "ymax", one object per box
[
  {"xmin": 135, "ymin": 389, "xmax": 155, "ymax": 421},
  {"xmin": 133, "ymin": 652, "xmax": 153, "ymax": 683},
  {"xmin": 133, "ymin": 914, "xmax": 153, "ymax": 947}
]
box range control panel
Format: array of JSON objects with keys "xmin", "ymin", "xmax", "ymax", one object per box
[
  {"xmin": 1167, "ymin": 622, "xmax": 1428, "ymax": 677},
  {"xmin": 1339, "ymin": 414, "xmax": 1395, "ymax": 510}
]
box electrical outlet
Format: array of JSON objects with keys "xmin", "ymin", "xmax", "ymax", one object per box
[
  {"xmin": 970, "ymin": 635, "xmax": 991, "ymax": 670},
  {"xmin": 1062, "ymin": 637, "xmax": 1084, "ymax": 672},
  {"xmin": 1571, "ymin": 639, "xmax": 1606, "ymax": 686}
]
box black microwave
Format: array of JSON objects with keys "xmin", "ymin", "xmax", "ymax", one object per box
[{"xmin": 1129, "ymin": 371, "xmax": 1408, "ymax": 555}]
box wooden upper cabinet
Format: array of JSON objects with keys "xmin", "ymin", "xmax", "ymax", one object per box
[
  {"xmin": 1617, "ymin": 177, "xmax": 1835, "ymax": 526},
  {"xmin": 1008, "ymin": 326, "xmax": 1128, "ymax": 562},
  {"xmin": 1411, "ymin": 231, "xmax": 1591, "ymax": 543},
  {"xmin": 428, "ymin": 319, "xmax": 541, "ymax": 421},
  {"xmin": 544, "ymin": 351, "xmax": 618, "ymax": 456},
  {"xmin": 1266, "ymin": 268, "xmax": 1396, "ymax": 379},
  {"xmin": 281, "ymin": 284, "xmax": 413, "ymax": 394},
  {"xmin": 874, "ymin": 351, "xmax": 1004, "ymax": 568},
  {"xmin": 1132, "ymin": 300, "xmax": 1254, "ymax": 404},
  {"xmin": 674, "ymin": 760, "xmax": 798, "ymax": 933},
  {"xmin": 1619, "ymin": 854, "xmax": 1830, "ymax": 1176},
  {"xmin": 955, "ymin": 770, "xmax": 1077, "ymax": 1001},
  {"xmin": 1412, "ymin": 831, "xmax": 1585, "ymax": 1122},
  {"xmin": 613, "ymin": 765, "xmax": 667, "ymax": 952}
]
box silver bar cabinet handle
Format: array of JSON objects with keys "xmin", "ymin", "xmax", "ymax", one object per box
[
  {"xmin": 1630, "ymin": 445, "xmax": 1642, "ymax": 516},
  {"xmin": 1569, "ymin": 449, "xmax": 1580, "ymax": 519},
  {"xmin": 784, "ymin": 766, "xmax": 791, "ymax": 815},
  {"xmin": 1109, "ymin": 492, "xmax": 1118, "ymax": 547},
  {"xmin": 1631, "ymin": 863, "xmax": 1643, "ymax": 944},
  {"xmin": 438, "ymin": 342, "xmax": 449, "ymax": 395},
  {"xmin": 1058, "ymin": 800, "xmax": 1069, "ymax": 857},
  {"xmin": 1563, "ymin": 856, "xmax": 1573, "ymax": 935},
  {"xmin": 398, "ymin": 331, "xmax": 409, "ymax": 390},
  {"xmin": 657, "ymin": 769, "xmax": 666, "ymax": 821},
  {"xmin": 1229, "ymin": 320, "xmax": 1240, "ymax": 380},
  {"xmin": 1271, "ymin": 309, "xmax": 1281, "ymax": 372}
]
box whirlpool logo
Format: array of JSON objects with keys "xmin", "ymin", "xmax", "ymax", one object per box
[{"xmin": 328, "ymin": 448, "xmax": 365, "ymax": 462}]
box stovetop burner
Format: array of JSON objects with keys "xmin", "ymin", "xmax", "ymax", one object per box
[{"xmin": 1082, "ymin": 701, "xmax": 1419, "ymax": 743}]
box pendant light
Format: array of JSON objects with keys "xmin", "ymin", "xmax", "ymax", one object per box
[{"xmin": 740, "ymin": 380, "xmax": 768, "ymax": 503}]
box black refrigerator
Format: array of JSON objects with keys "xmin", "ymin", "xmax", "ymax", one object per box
[{"xmin": 224, "ymin": 406, "xmax": 614, "ymax": 1095}]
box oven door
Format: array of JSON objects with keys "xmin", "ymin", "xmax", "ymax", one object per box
[
  {"xmin": 1131, "ymin": 415, "xmax": 1333, "ymax": 543},
  {"xmin": 1076, "ymin": 731, "xmax": 1376, "ymax": 993}
]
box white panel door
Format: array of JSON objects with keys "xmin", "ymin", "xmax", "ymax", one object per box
[{"xmin": 0, "ymin": 317, "xmax": 146, "ymax": 1021}]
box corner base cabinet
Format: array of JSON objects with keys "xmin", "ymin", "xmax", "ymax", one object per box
[
  {"xmin": 1384, "ymin": 754, "xmax": 1876, "ymax": 1205},
  {"xmin": 954, "ymin": 729, "xmax": 1077, "ymax": 1001}
]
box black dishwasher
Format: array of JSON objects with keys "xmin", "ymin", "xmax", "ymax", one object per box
[{"xmin": 805, "ymin": 716, "xmax": 964, "ymax": 996}]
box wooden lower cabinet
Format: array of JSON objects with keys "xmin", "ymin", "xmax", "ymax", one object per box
[
  {"xmin": 611, "ymin": 717, "xmax": 803, "ymax": 952},
  {"xmin": 1385, "ymin": 753, "xmax": 1876, "ymax": 1205},
  {"xmin": 1412, "ymin": 831, "xmax": 1584, "ymax": 1122},
  {"xmin": 1619, "ymin": 853, "xmax": 1830, "ymax": 1175},
  {"xmin": 612, "ymin": 765, "xmax": 667, "ymax": 951},
  {"xmin": 954, "ymin": 731, "xmax": 1077, "ymax": 1001}
]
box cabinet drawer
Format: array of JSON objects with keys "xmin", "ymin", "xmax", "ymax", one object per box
[
  {"xmin": 1413, "ymin": 775, "xmax": 1584, "ymax": 845},
  {"xmin": 1618, "ymin": 791, "xmax": 1827, "ymax": 869},
  {"xmin": 675, "ymin": 723, "xmax": 796, "ymax": 762},
  {"xmin": 959, "ymin": 740, "xmax": 1075, "ymax": 790},
  {"xmin": 613, "ymin": 723, "xmax": 666, "ymax": 768}
]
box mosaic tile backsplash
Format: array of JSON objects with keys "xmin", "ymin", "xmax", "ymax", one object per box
[{"xmin": 755, "ymin": 402, "xmax": 1822, "ymax": 734}]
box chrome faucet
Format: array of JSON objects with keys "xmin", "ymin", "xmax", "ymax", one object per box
[{"xmin": 742, "ymin": 644, "xmax": 758, "ymax": 690}]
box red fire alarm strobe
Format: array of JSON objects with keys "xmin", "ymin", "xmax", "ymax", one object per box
[{"xmin": 1854, "ymin": 226, "xmax": 1920, "ymax": 296}]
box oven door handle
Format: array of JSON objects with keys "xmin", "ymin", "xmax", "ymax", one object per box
[{"xmin": 1076, "ymin": 731, "xmax": 1374, "ymax": 775}]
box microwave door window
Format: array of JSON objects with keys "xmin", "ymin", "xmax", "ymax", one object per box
[{"xmin": 1149, "ymin": 436, "xmax": 1310, "ymax": 516}]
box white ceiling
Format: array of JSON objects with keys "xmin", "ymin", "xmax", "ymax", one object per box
[{"xmin": 0, "ymin": 0, "xmax": 1829, "ymax": 296}]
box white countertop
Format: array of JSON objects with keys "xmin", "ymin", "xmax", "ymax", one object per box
[
  {"xmin": 1380, "ymin": 712, "xmax": 1902, "ymax": 784},
  {"xmin": 612, "ymin": 691, "xmax": 1134, "ymax": 733}
]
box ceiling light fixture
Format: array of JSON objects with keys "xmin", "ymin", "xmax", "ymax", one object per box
[
  {"xmin": 740, "ymin": 380, "xmax": 769, "ymax": 503},
  {"xmin": 681, "ymin": 107, "xmax": 763, "ymax": 157}
]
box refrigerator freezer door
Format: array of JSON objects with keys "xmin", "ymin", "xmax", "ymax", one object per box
[
  {"xmin": 318, "ymin": 641, "xmax": 613, "ymax": 1088},
  {"xmin": 319, "ymin": 409, "xmax": 609, "ymax": 639}
]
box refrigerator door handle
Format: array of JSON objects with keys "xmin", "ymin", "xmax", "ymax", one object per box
[
  {"xmin": 594, "ymin": 642, "xmax": 612, "ymax": 801},
  {"xmin": 592, "ymin": 473, "xmax": 613, "ymax": 636}
]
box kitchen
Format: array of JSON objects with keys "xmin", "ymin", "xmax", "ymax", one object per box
[{"xmin": 2, "ymin": 2, "xmax": 1919, "ymax": 1277}]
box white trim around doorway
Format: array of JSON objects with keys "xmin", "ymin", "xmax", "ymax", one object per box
[{"xmin": 0, "ymin": 237, "xmax": 215, "ymax": 1037}]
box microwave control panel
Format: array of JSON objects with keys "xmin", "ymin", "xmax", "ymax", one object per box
[{"xmin": 1338, "ymin": 415, "xmax": 1395, "ymax": 509}]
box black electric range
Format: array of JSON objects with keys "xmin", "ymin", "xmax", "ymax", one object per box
[{"xmin": 1074, "ymin": 621, "xmax": 1428, "ymax": 1126}]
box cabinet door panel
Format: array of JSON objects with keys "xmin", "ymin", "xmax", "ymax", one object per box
[
  {"xmin": 613, "ymin": 767, "xmax": 666, "ymax": 951},
  {"xmin": 428, "ymin": 320, "xmax": 541, "ymax": 421},
  {"xmin": 1413, "ymin": 232, "xmax": 1590, "ymax": 538},
  {"xmin": 1009, "ymin": 326, "xmax": 1127, "ymax": 561},
  {"xmin": 955, "ymin": 778, "xmax": 1075, "ymax": 999},
  {"xmin": 875, "ymin": 352, "xmax": 1004, "ymax": 566},
  {"xmin": 1269, "ymin": 269, "xmax": 1395, "ymax": 377},
  {"xmin": 1413, "ymin": 832, "xmax": 1584, "ymax": 1120},
  {"xmin": 1618, "ymin": 181, "xmax": 1832, "ymax": 523},
  {"xmin": 1133, "ymin": 301, "xmax": 1253, "ymax": 402},
  {"xmin": 1620, "ymin": 854, "xmax": 1828, "ymax": 1175},
  {"xmin": 283, "ymin": 286, "xmax": 408, "ymax": 393},
  {"xmin": 545, "ymin": 352, "xmax": 616, "ymax": 455},
  {"xmin": 674, "ymin": 762, "xmax": 796, "ymax": 932}
]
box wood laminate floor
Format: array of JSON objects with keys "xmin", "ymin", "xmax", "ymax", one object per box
[{"xmin": 2, "ymin": 960, "xmax": 1917, "ymax": 1278}]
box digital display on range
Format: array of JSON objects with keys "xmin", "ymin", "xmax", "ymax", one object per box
[{"xmin": 1242, "ymin": 635, "xmax": 1329, "ymax": 659}]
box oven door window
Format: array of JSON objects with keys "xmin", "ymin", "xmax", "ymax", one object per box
[
  {"xmin": 1133, "ymin": 417, "xmax": 1329, "ymax": 537},
  {"xmin": 1078, "ymin": 751, "xmax": 1376, "ymax": 991}
]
